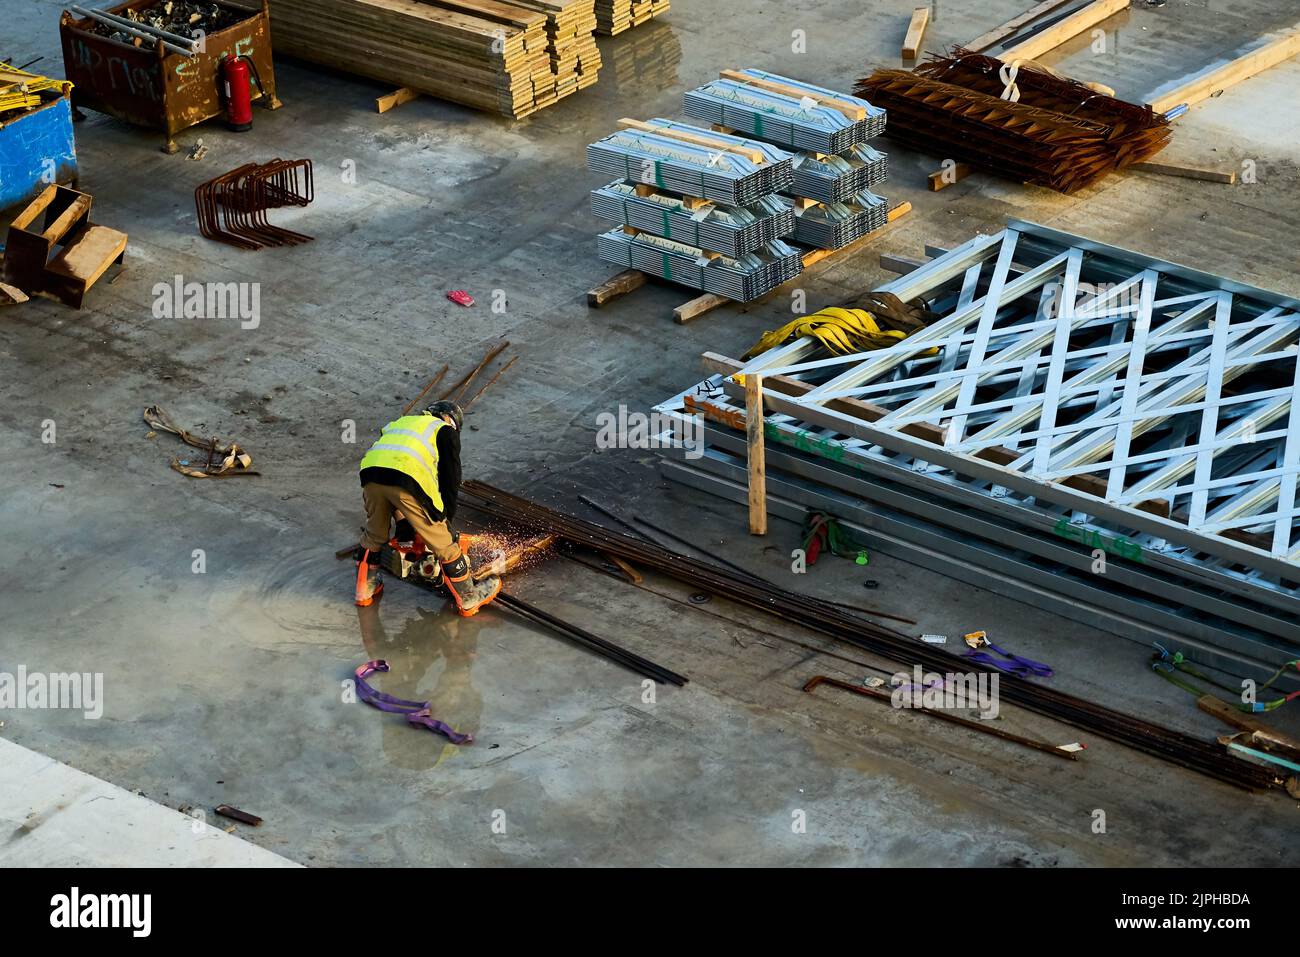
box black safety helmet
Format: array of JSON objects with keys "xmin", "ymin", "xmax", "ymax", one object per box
[{"xmin": 425, "ymin": 400, "xmax": 464, "ymax": 430}]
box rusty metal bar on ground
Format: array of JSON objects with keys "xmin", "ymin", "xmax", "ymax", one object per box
[
  {"xmin": 459, "ymin": 481, "xmax": 1283, "ymax": 792},
  {"xmin": 581, "ymin": 493, "xmax": 915, "ymax": 625},
  {"xmin": 465, "ymin": 355, "xmax": 518, "ymax": 409},
  {"xmin": 802, "ymin": 675, "xmax": 1079, "ymax": 761},
  {"xmin": 495, "ymin": 592, "xmax": 687, "ymax": 686},
  {"xmin": 442, "ymin": 341, "xmax": 509, "ymax": 402},
  {"xmin": 401, "ymin": 364, "xmax": 450, "ymax": 415}
]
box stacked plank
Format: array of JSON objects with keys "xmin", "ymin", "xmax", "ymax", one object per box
[
  {"xmin": 509, "ymin": 0, "xmax": 602, "ymax": 96},
  {"xmin": 594, "ymin": 0, "xmax": 670, "ymax": 35},
  {"xmin": 428, "ymin": 0, "xmax": 559, "ymax": 108},
  {"xmin": 266, "ymin": 0, "xmax": 600, "ymax": 118},
  {"xmin": 856, "ymin": 50, "xmax": 1171, "ymax": 193}
]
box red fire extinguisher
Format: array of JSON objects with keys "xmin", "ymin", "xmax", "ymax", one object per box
[{"xmin": 221, "ymin": 54, "xmax": 259, "ymax": 132}]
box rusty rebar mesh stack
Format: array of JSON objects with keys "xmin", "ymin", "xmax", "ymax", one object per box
[
  {"xmin": 856, "ymin": 49, "xmax": 1171, "ymax": 193},
  {"xmin": 195, "ymin": 159, "xmax": 314, "ymax": 250}
]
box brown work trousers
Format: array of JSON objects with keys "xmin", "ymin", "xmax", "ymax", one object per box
[{"xmin": 361, "ymin": 483, "xmax": 462, "ymax": 563}]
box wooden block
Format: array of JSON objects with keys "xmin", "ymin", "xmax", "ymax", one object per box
[
  {"xmin": 587, "ymin": 268, "xmax": 647, "ymax": 307},
  {"xmin": 745, "ymin": 373, "xmax": 767, "ymax": 535},
  {"xmin": 965, "ymin": 0, "xmax": 1078, "ymax": 53},
  {"xmin": 0, "ymin": 281, "xmax": 29, "ymax": 305},
  {"xmin": 674, "ymin": 292, "xmax": 731, "ymax": 324},
  {"xmin": 376, "ymin": 87, "xmax": 421, "ymax": 113},
  {"xmin": 1148, "ymin": 29, "xmax": 1300, "ymax": 115},
  {"xmin": 929, "ymin": 163, "xmax": 973, "ymax": 190},
  {"xmin": 902, "ymin": 7, "xmax": 929, "ymax": 60},
  {"xmin": 886, "ymin": 200, "xmax": 912, "ymax": 222},
  {"xmin": 1128, "ymin": 160, "xmax": 1236, "ymax": 184}
]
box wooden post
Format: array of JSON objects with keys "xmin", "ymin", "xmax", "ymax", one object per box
[
  {"xmin": 902, "ymin": 7, "xmax": 930, "ymax": 60},
  {"xmin": 1148, "ymin": 29, "xmax": 1300, "ymax": 114},
  {"xmin": 1001, "ymin": 0, "xmax": 1130, "ymax": 62},
  {"xmin": 965, "ymin": 0, "xmax": 1078, "ymax": 53},
  {"xmin": 745, "ymin": 374, "xmax": 767, "ymax": 535}
]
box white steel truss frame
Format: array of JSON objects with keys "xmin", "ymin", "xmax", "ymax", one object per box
[{"xmin": 728, "ymin": 221, "xmax": 1300, "ymax": 593}]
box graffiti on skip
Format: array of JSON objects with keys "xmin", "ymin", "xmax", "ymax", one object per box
[{"xmin": 71, "ymin": 39, "xmax": 161, "ymax": 101}]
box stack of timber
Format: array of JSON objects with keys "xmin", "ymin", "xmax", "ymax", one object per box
[
  {"xmin": 506, "ymin": 0, "xmax": 602, "ymax": 96},
  {"xmin": 684, "ymin": 70, "xmax": 893, "ymax": 250},
  {"xmin": 267, "ymin": 0, "xmax": 598, "ymax": 118},
  {"xmin": 856, "ymin": 49, "xmax": 1171, "ymax": 193},
  {"xmin": 586, "ymin": 118, "xmax": 802, "ymax": 301},
  {"xmin": 594, "ymin": 0, "xmax": 670, "ymax": 35}
]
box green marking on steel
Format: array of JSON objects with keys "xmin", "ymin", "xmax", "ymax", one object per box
[
  {"xmin": 1051, "ymin": 518, "xmax": 1146, "ymax": 564},
  {"xmin": 663, "ymin": 251, "xmax": 672, "ymax": 279},
  {"xmin": 753, "ymin": 114, "xmax": 763, "ymax": 137},
  {"xmin": 662, "ymin": 209, "xmax": 671, "ymax": 238},
  {"xmin": 655, "ymin": 160, "xmax": 664, "ymax": 188}
]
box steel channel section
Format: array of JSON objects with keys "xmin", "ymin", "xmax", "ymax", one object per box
[
  {"xmin": 659, "ymin": 450, "xmax": 1297, "ymax": 686},
  {"xmin": 676, "ymin": 421, "xmax": 1300, "ymax": 655},
  {"xmin": 685, "ymin": 416, "xmax": 1298, "ymax": 645},
  {"xmin": 659, "ymin": 446, "xmax": 1299, "ymax": 687},
  {"xmin": 671, "ymin": 379, "xmax": 1300, "ymax": 615}
]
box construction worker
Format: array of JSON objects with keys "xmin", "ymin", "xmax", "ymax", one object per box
[{"xmin": 354, "ymin": 400, "xmax": 502, "ymax": 616}]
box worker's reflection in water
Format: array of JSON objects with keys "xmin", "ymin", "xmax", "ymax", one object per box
[{"xmin": 356, "ymin": 602, "xmax": 483, "ymax": 768}]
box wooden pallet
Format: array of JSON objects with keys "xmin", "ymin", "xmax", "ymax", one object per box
[{"xmin": 586, "ymin": 201, "xmax": 912, "ymax": 324}]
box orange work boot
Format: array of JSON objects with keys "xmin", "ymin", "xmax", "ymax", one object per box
[
  {"xmin": 355, "ymin": 549, "xmax": 384, "ymax": 607},
  {"xmin": 441, "ymin": 555, "xmax": 501, "ymax": 617}
]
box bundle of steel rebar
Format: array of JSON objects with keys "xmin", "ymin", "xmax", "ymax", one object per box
[
  {"xmin": 596, "ymin": 229, "xmax": 802, "ymax": 301},
  {"xmin": 461, "ymin": 481, "xmax": 1285, "ymax": 792},
  {"xmin": 856, "ymin": 49, "xmax": 1171, "ymax": 193},
  {"xmin": 786, "ymin": 190, "xmax": 889, "ymax": 249},
  {"xmin": 194, "ymin": 159, "xmax": 314, "ymax": 250},
  {"xmin": 684, "ymin": 69, "xmax": 886, "ymax": 153},
  {"xmin": 590, "ymin": 182, "xmax": 793, "ymax": 258},
  {"xmin": 594, "ymin": 0, "xmax": 669, "ymax": 35}
]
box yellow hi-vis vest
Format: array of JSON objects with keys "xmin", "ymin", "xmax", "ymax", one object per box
[{"xmin": 359, "ymin": 413, "xmax": 446, "ymax": 514}]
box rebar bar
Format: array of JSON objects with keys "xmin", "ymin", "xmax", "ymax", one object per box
[{"xmin": 461, "ymin": 480, "xmax": 1282, "ymax": 791}]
